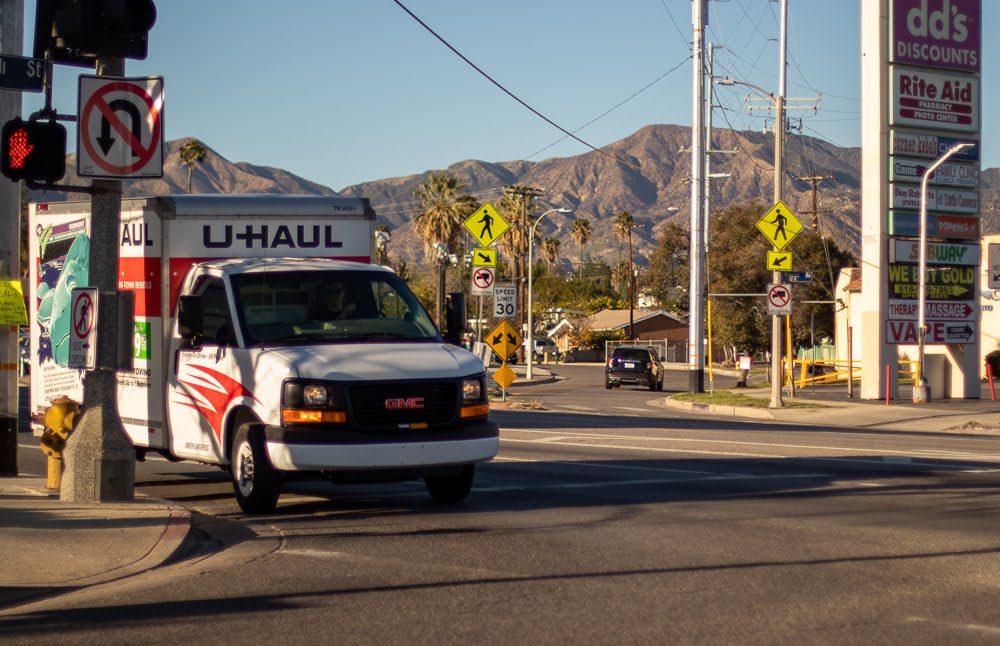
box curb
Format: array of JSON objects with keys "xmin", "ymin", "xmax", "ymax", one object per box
[{"xmin": 657, "ymin": 396, "xmax": 777, "ymax": 420}]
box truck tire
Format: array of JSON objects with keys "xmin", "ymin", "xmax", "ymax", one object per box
[
  {"xmin": 425, "ymin": 465, "xmax": 475, "ymax": 504},
  {"xmin": 231, "ymin": 424, "xmax": 281, "ymax": 514}
]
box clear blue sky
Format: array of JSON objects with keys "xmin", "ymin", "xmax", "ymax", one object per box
[{"xmin": 21, "ymin": 1, "xmax": 999, "ymax": 192}]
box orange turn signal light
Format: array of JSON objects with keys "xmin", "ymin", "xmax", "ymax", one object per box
[
  {"xmin": 282, "ymin": 409, "xmax": 346, "ymax": 424},
  {"xmin": 460, "ymin": 403, "xmax": 490, "ymax": 419}
]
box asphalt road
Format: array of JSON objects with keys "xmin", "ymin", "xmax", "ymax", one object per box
[{"xmin": 11, "ymin": 366, "xmax": 1000, "ymax": 643}]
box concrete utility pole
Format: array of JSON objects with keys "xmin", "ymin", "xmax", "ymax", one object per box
[
  {"xmin": 61, "ymin": 55, "xmax": 135, "ymax": 502},
  {"xmin": 687, "ymin": 0, "xmax": 707, "ymax": 394},
  {"xmin": 768, "ymin": 0, "xmax": 788, "ymax": 409},
  {"xmin": 0, "ymin": 0, "xmax": 22, "ymax": 476}
]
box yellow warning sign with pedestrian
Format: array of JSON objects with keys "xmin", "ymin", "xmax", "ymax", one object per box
[{"xmin": 756, "ymin": 200, "xmax": 803, "ymax": 251}]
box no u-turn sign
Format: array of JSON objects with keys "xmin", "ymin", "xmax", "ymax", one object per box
[{"xmin": 77, "ymin": 75, "xmax": 164, "ymax": 179}]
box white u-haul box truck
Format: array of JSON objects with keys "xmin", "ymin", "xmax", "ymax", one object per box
[{"xmin": 29, "ymin": 194, "xmax": 498, "ymax": 513}]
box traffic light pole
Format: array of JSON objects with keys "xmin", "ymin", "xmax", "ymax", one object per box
[
  {"xmin": 0, "ymin": 0, "xmax": 23, "ymax": 476},
  {"xmin": 60, "ymin": 55, "xmax": 135, "ymax": 502}
]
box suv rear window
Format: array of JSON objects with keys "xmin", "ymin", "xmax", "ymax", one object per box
[{"xmin": 613, "ymin": 349, "xmax": 653, "ymax": 361}]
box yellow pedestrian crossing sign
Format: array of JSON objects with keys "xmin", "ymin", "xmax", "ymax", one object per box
[
  {"xmin": 485, "ymin": 318, "xmax": 522, "ymax": 361},
  {"xmin": 756, "ymin": 200, "xmax": 803, "ymax": 251},
  {"xmin": 471, "ymin": 247, "xmax": 497, "ymax": 267},
  {"xmin": 464, "ymin": 202, "xmax": 510, "ymax": 248},
  {"xmin": 766, "ymin": 250, "xmax": 793, "ymax": 271}
]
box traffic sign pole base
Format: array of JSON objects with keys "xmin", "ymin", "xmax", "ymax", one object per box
[{"xmin": 912, "ymin": 381, "xmax": 930, "ymax": 404}]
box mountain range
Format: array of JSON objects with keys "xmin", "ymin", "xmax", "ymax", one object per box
[{"xmin": 31, "ymin": 126, "xmax": 1000, "ymax": 269}]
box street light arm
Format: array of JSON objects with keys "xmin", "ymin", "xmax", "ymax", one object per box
[
  {"xmin": 526, "ymin": 206, "xmax": 573, "ymax": 380},
  {"xmin": 715, "ymin": 77, "xmax": 774, "ymax": 101}
]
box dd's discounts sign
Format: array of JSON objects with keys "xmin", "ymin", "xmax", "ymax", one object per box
[{"xmin": 77, "ymin": 75, "xmax": 164, "ymax": 179}]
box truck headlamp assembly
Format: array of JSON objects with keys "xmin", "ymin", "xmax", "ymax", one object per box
[
  {"xmin": 282, "ymin": 380, "xmax": 346, "ymax": 425},
  {"xmin": 460, "ymin": 377, "xmax": 489, "ymax": 419}
]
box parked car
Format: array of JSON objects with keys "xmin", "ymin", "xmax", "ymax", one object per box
[
  {"xmin": 605, "ymin": 345, "xmax": 663, "ymax": 391},
  {"xmin": 527, "ymin": 336, "xmax": 558, "ymax": 360}
]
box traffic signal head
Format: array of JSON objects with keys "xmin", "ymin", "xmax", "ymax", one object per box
[
  {"xmin": 34, "ymin": 0, "xmax": 157, "ymax": 64},
  {"xmin": 1, "ymin": 118, "xmax": 67, "ymax": 183}
]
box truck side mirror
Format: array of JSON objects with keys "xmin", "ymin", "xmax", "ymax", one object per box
[
  {"xmin": 444, "ymin": 292, "xmax": 467, "ymax": 346},
  {"xmin": 177, "ymin": 295, "xmax": 203, "ymax": 339}
]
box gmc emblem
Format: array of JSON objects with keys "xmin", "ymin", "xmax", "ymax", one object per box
[{"xmin": 385, "ymin": 397, "xmax": 425, "ymax": 410}]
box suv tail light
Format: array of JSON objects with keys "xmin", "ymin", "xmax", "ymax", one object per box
[{"xmin": 607, "ymin": 358, "xmax": 614, "ymax": 368}]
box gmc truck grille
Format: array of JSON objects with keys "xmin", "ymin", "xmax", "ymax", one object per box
[{"xmin": 348, "ymin": 382, "xmax": 458, "ymax": 427}]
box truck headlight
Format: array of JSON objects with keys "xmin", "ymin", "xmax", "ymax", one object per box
[
  {"xmin": 462, "ymin": 378, "xmax": 482, "ymax": 402},
  {"xmin": 460, "ymin": 377, "xmax": 488, "ymax": 419},
  {"xmin": 282, "ymin": 380, "xmax": 345, "ymax": 425}
]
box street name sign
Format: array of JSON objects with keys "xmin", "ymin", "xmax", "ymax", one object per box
[
  {"xmin": 0, "ymin": 55, "xmax": 45, "ymax": 92},
  {"xmin": 782, "ymin": 271, "xmax": 813, "ymax": 283},
  {"xmin": 463, "ymin": 202, "xmax": 510, "ymax": 248},
  {"xmin": 756, "ymin": 201, "xmax": 803, "ymax": 251}
]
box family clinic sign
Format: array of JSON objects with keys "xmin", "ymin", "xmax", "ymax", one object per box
[{"xmin": 891, "ymin": 0, "xmax": 981, "ymax": 72}]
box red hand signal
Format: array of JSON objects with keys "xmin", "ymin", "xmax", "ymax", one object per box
[{"xmin": 7, "ymin": 128, "xmax": 33, "ymax": 169}]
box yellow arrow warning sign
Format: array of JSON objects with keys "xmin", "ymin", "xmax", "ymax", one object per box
[
  {"xmin": 485, "ymin": 318, "xmax": 522, "ymax": 361},
  {"xmin": 463, "ymin": 202, "xmax": 510, "ymax": 248},
  {"xmin": 471, "ymin": 247, "xmax": 497, "ymax": 267},
  {"xmin": 766, "ymin": 250, "xmax": 793, "ymax": 271},
  {"xmin": 756, "ymin": 200, "xmax": 803, "ymax": 251}
]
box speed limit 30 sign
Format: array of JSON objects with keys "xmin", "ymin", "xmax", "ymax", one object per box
[{"xmin": 493, "ymin": 286, "xmax": 517, "ymax": 319}]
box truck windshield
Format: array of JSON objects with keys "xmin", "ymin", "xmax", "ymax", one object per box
[{"xmin": 232, "ymin": 270, "xmax": 441, "ymax": 346}]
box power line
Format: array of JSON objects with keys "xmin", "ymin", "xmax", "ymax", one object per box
[{"xmin": 392, "ymin": 0, "xmax": 643, "ymax": 171}]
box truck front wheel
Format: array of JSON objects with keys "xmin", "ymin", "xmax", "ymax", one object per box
[
  {"xmin": 231, "ymin": 424, "xmax": 281, "ymax": 514},
  {"xmin": 425, "ymin": 465, "xmax": 475, "ymax": 504}
]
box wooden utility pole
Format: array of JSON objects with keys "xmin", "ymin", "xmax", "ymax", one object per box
[
  {"xmin": 796, "ymin": 175, "xmax": 834, "ymax": 230},
  {"xmin": 502, "ymin": 184, "xmax": 544, "ymax": 362}
]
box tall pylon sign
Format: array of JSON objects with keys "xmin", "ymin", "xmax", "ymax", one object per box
[{"xmin": 860, "ymin": 0, "xmax": 982, "ymax": 400}]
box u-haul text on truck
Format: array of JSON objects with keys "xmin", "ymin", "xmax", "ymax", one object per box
[{"xmin": 29, "ymin": 195, "xmax": 498, "ymax": 513}]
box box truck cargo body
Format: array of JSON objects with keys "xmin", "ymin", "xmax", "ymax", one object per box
[{"xmin": 29, "ymin": 195, "xmax": 498, "ymax": 512}]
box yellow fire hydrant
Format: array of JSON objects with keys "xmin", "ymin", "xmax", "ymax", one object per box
[{"xmin": 40, "ymin": 396, "xmax": 80, "ymax": 491}]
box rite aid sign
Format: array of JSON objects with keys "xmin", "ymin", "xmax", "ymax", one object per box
[
  {"xmin": 891, "ymin": 67, "xmax": 979, "ymax": 132},
  {"xmin": 891, "ymin": 0, "xmax": 980, "ymax": 72}
]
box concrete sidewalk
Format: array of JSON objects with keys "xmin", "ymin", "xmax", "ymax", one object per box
[{"xmin": 0, "ymin": 477, "xmax": 191, "ymax": 610}]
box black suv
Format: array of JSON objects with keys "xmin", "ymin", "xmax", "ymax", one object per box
[{"xmin": 605, "ymin": 346, "xmax": 663, "ymax": 391}]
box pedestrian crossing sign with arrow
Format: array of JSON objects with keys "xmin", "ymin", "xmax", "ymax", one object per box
[
  {"xmin": 471, "ymin": 247, "xmax": 497, "ymax": 267},
  {"xmin": 463, "ymin": 202, "xmax": 510, "ymax": 248},
  {"xmin": 756, "ymin": 200, "xmax": 803, "ymax": 251},
  {"xmin": 766, "ymin": 250, "xmax": 793, "ymax": 271},
  {"xmin": 485, "ymin": 318, "xmax": 522, "ymax": 361}
]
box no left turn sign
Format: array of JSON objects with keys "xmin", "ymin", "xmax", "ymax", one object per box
[{"xmin": 77, "ymin": 75, "xmax": 164, "ymax": 179}]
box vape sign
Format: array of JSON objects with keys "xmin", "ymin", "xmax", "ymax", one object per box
[{"xmin": 891, "ymin": 0, "xmax": 981, "ymax": 73}]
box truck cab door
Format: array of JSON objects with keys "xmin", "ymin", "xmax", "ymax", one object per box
[{"xmin": 167, "ymin": 273, "xmax": 246, "ymax": 464}]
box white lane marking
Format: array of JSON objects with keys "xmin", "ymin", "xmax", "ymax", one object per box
[
  {"xmin": 277, "ymin": 549, "xmax": 349, "ymax": 559},
  {"xmin": 615, "ymin": 406, "xmax": 653, "ymax": 413},
  {"xmin": 504, "ymin": 428, "xmax": 1000, "ymax": 462},
  {"xmin": 497, "ymin": 456, "xmax": 718, "ymax": 476},
  {"xmin": 907, "ymin": 617, "xmax": 1000, "ymax": 636},
  {"xmin": 475, "ymin": 473, "xmax": 830, "ymax": 493}
]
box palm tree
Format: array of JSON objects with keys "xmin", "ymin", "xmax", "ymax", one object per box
[
  {"xmin": 570, "ymin": 218, "xmax": 591, "ymax": 278},
  {"xmin": 540, "ymin": 236, "xmax": 560, "ymax": 272},
  {"xmin": 179, "ymin": 138, "xmax": 207, "ymax": 193},
  {"xmin": 412, "ymin": 171, "xmax": 476, "ymax": 261},
  {"xmin": 614, "ymin": 211, "xmax": 634, "ymax": 293}
]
